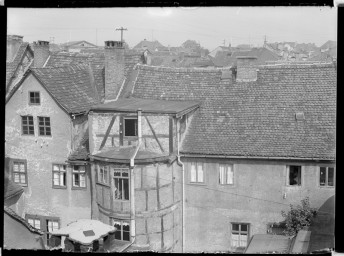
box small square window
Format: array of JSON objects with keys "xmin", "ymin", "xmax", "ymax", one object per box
[
  {"xmin": 29, "ymin": 91, "xmax": 40, "ymax": 105},
  {"xmin": 320, "ymin": 167, "xmax": 335, "ymax": 187},
  {"xmin": 22, "ymin": 116, "xmax": 35, "ymax": 135},
  {"xmin": 113, "ymin": 220, "xmax": 130, "ymax": 241},
  {"xmin": 38, "ymin": 117, "xmax": 51, "ymax": 136},
  {"xmin": 231, "ymin": 223, "xmax": 249, "ymax": 250},
  {"xmin": 72, "ymin": 165, "xmax": 86, "ymax": 188},
  {"xmin": 288, "ymin": 165, "xmax": 301, "ymax": 186},
  {"xmin": 124, "ymin": 118, "xmax": 138, "ymax": 137},
  {"xmin": 52, "ymin": 164, "xmax": 66, "ymax": 188}
]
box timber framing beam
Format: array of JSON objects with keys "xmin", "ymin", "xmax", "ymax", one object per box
[
  {"xmin": 145, "ymin": 116, "xmax": 165, "ymax": 153},
  {"xmin": 99, "ymin": 115, "xmax": 117, "ymax": 151}
]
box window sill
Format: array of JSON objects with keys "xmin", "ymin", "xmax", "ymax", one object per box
[
  {"xmin": 16, "ymin": 183, "xmax": 28, "ymax": 187},
  {"xmin": 286, "ymin": 185, "xmax": 302, "ymax": 187},
  {"xmin": 28, "ymin": 103, "xmax": 41, "ymax": 106},
  {"xmin": 319, "ymin": 185, "xmax": 335, "ymax": 188},
  {"xmin": 38, "ymin": 135, "xmax": 52, "ymax": 137},
  {"xmin": 113, "ymin": 199, "xmax": 130, "ymax": 202},
  {"xmin": 21, "ymin": 134, "xmax": 35, "ymax": 136},
  {"xmin": 52, "ymin": 186, "xmax": 67, "ymax": 189},
  {"xmin": 188, "ymin": 182, "xmax": 207, "ymax": 186},
  {"xmin": 96, "ymin": 182, "xmax": 110, "ymax": 187}
]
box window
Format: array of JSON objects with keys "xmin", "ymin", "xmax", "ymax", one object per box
[
  {"xmin": 46, "ymin": 219, "xmax": 59, "ymax": 246},
  {"xmin": 288, "ymin": 165, "xmax": 301, "ymax": 186},
  {"xmin": 320, "ymin": 167, "xmax": 335, "ymax": 187},
  {"xmin": 113, "ymin": 168, "xmax": 129, "ymax": 200},
  {"xmin": 72, "ymin": 165, "xmax": 86, "ymax": 188},
  {"xmin": 38, "ymin": 117, "xmax": 51, "ymax": 136},
  {"xmin": 219, "ymin": 164, "xmax": 234, "ymax": 185},
  {"xmin": 190, "ymin": 162, "xmax": 204, "ymax": 183},
  {"xmin": 27, "ymin": 217, "xmax": 41, "ymax": 230},
  {"xmin": 29, "ymin": 91, "xmax": 40, "ymax": 105},
  {"xmin": 113, "ymin": 220, "xmax": 130, "ymax": 241},
  {"xmin": 97, "ymin": 164, "xmax": 109, "ymax": 185},
  {"xmin": 22, "ymin": 116, "xmax": 34, "ymax": 135},
  {"xmin": 231, "ymin": 223, "xmax": 249, "ymax": 250},
  {"xmin": 124, "ymin": 118, "xmax": 138, "ymax": 137},
  {"xmin": 12, "ymin": 160, "xmax": 28, "ymax": 186},
  {"xmin": 52, "ymin": 164, "xmax": 66, "ymax": 188}
]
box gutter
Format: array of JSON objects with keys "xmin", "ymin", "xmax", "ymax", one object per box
[
  {"xmin": 120, "ymin": 109, "xmax": 142, "ymax": 252},
  {"xmin": 176, "ymin": 117, "xmax": 185, "ymax": 253}
]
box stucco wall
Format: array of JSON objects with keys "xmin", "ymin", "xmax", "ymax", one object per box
[
  {"xmin": 5, "ymin": 73, "xmax": 91, "ymax": 228},
  {"xmin": 182, "ymin": 157, "xmax": 335, "ymax": 252}
]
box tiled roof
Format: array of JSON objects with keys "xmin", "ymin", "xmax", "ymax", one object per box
[
  {"xmin": 4, "ymin": 206, "xmax": 44, "ymax": 235},
  {"xmin": 4, "ymin": 174, "xmax": 24, "ymax": 202},
  {"xmin": 6, "ymin": 42, "xmax": 32, "ymax": 88},
  {"xmin": 69, "ymin": 129, "xmax": 89, "ymax": 161},
  {"xmin": 31, "ymin": 64, "xmax": 100, "ymax": 114},
  {"xmin": 127, "ymin": 63, "xmax": 336, "ymax": 160},
  {"xmin": 133, "ymin": 40, "xmax": 165, "ymax": 52}
]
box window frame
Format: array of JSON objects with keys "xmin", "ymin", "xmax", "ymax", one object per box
[
  {"xmin": 123, "ymin": 117, "xmax": 138, "ymax": 137},
  {"xmin": 97, "ymin": 164, "xmax": 110, "ymax": 186},
  {"xmin": 52, "ymin": 163, "xmax": 67, "ymax": 189},
  {"xmin": 112, "ymin": 168, "xmax": 130, "ymax": 201},
  {"xmin": 112, "ymin": 219, "xmax": 130, "ymax": 242},
  {"xmin": 319, "ymin": 166, "xmax": 335, "ymax": 188},
  {"xmin": 219, "ymin": 164, "xmax": 234, "ymax": 185},
  {"xmin": 72, "ymin": 165, "xmax": 87, "ymax": 189},
  {"xmin": 28, "ymin": 91, "xmax": 41, "ymax": 105},
  {"xmin": 21, "ymin": 115, "xmax": 35, "ymax": 136},
  {"xmin": 189, "ymin": 162, "xmax": 205, "ymax": 184},
  {"xmin": 11, "ymin": 158, "xmax": 28, "ymax": 186},
  {"xmin": 38, "ymin": 116, "xmax": 52, "ymax": 136},
  {"xmin": 286, "ymin": 165, "xmax": 302, "ymax": 187},
  {"xmin": 230, "ymin": 222, "xmax": 250, "ymax": 251}
]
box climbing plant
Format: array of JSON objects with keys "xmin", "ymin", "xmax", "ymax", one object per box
[{"xmin": 281, "ymin": 197, "xmax": 317, "ymax": 236}]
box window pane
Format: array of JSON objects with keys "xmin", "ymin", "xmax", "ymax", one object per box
[
  {"xmin": 73, "ymin": 165, "xmax": 79, "ymax": 171},
  {"xmin": 240, "ymin": 234, "xmax": 248, "ymax": 247},
  {"xmin": 80, "ymin": 175, "xmax": 86, "ymax": 187},
  {"xmin": 123, "ymin": 231, "xmax": 130, "ymax": 241},
  {"xmin": 197, "ymin": 164, "xmax": 204, "ymax": 183},
  {"xmin": 227, "ymin": 166, "xmax": 234, "ymax": 184},
  {"xmin": 190, "ymin": 163, "xmax": 196, "ymax": 182},
  {"xmin": 14, "ymin": 173, "xmax": 20, "ymax": 183},
  {"xmin": 104, "ymin": 168, "xmax": 108, "ymax": 183},
  {"xmin": 73, "ymin": 174, "xmax": 79, "ymax": 186},
  {"xmin": 19, "ymin": 164, "xmax": 25, "ymax": 172},
  {"xmin": 28, "ymin": 219, "xmax": 34, "ymax": 226},
  {"xmin": 219, "ymin": 166, "xmax": 225, "ymax": 184},
  {"xmin": 114, "ymin": 171, "xmax": 121, "ymax": 177},
  {"xmin": 53, "ymin": 165, "xmax": 59, "ymax": 171},
  {"xmin": 241, "ymin": 224, "xmax": 248, "ymax": 232},
  {"xmin": 289, "ymin": 166, "xmax": 301, "ymax": 185},
  {"xmin": 53, "ymin": 173, "xmax": 60, "ymax": 185},
  {"xmin": 13, "ymin": 164, "xmax": 19, "ymax": 172},
  {"xmin": 232, "ymin": 224, "xmax": 239, "ymax": 231},
  {"xmin": 232, "ymin": 234, "xmax": 239, "ymax": 247},
  {"xmin": 123, "ymin": 179, "xmax": 129, "ymax": 200},
  {"xmin": 114, "ymin": 179, "xmax": 120, "ymax": 199},
  {"xmin": 20, "ymin": 174, "xmax": 26, "ymax": 184},
  {"xmin": 328, "ymin": 168, "xmax": 334, "ymax": 186},
  {"xmin": 122, "ymin": 171, "xmax": 129, "ymax": 177},
  {"xmin": 320, "ymin": 167, "xmax": 326, "ymax": 186},
  {"xmin": 35, "ymin": 220, "xmax": 41, "ymax": 230}
]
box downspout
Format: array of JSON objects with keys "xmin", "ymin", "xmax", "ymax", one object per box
[
  {"xmin": 121, "ymin": 108, "xmax": 142, "ymax": 252},
  {"xmin": 176, "ymin": 116, "xmax": 185, "ymax": 253}
]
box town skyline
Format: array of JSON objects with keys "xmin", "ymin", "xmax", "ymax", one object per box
[{"xmin": 7, "ymin": 7, "xmax": 337, "ymax": 51}]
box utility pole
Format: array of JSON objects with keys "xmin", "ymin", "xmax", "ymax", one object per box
[{"xmin": 116, "ymin": 27, "xmax": 128, "ymax": 43}]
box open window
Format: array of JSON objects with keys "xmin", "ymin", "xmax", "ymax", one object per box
[
  {"xmin": 113, "ymin": 220, "xmax": 130, "ymax": 241},
  {"xmin": 287, "ymin": 165, "xmax": 301, "ymax": 186},
  {"xmin": 320, "ymin": 167, "xmax": 335, "ymax": 187}
]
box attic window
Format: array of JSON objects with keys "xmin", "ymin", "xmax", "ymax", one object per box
[
  {"xmin": 295, "ymin": 112, "xmax": 305, "ymax": 121},
  {"xmin": 29, "ymin": 91, "xmax": 40, "ymax": 105},
  {"xmin": 124, "ymin": 118, "xmax": 138, "ymax": 137}
]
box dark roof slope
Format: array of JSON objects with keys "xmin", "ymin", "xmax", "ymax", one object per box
[
  {"xmin": 68, "ymin": 129, "xmax": 89, "ymax": 161},
  {"xmin": 127, "ymin": 63, "xmax": 336, "ymax": 160},
  {"xmin": 4, "ymin": 174, "xmax": 24, "ymax": 202},
  {"xmin": 31, "ymin": 64, "xmax": 99, "ymax": 114},
  {"xmin": 6, "ymin": 42, "xmax": 32, "ymax": 87}
]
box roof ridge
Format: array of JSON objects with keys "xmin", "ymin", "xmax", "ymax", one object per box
[
  {"xmin": 31, "ymin": 63, "xmax": 89, "ymax": 70},
  {"xmin": 136, "ymin": 63, "xmax": 226, "ymax": 73}
]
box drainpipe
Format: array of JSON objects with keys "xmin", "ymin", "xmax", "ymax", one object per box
[
  {"xmin": 121, "ymin": 108, "xmax": 142, "ymax": 252},
  {"xmin": 176, "ymin": 117, "xmax": 185, "ymax": 253}
]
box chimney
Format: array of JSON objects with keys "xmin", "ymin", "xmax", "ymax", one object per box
[
  {"xmin": 7, "ymin": 35, "xmax": 23, "ymax": 62},
  {"xmin": 235, "ymin": 56, "xmax": 258, "ymax": 82},
  {"xmin": 104, "ymin": 40, "xmax": 125, "ymax": 101},
  {"xmin": 34, "ymin": 40, "xmax": 50, "ymax": 67}
]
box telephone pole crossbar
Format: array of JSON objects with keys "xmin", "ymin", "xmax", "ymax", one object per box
[{"xmin": 116, "ymin": 27, "xmax": 128, "ymax": 43}]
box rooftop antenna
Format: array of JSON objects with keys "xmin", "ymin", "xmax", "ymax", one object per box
[{"xmin": 116, "ymin": 27, "xmax": 128, "ymax": 43}]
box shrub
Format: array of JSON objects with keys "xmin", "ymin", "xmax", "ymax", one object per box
[{"xmin": 281, "ymin": 197, "xmax": 317, "ymax": 236}]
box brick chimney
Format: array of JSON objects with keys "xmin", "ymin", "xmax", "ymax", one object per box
[
  {"xmin": 235, "ymin": 56, "xmax": 258, "ymax": 82},
  {"xmin": 104, "ymin": 41, "xmax": 125, "ymax": 101},
  {"xmin": 33, "ymin": 40, "xmax": 50, "ymax": 67},
  {"xmin": 7, "ymin": 35, "xmax": 23, "ymax": 62}
]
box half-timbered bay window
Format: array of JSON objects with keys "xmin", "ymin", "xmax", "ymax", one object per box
[
  {"xmin": 320, "ymin": 167, "xmax": 335, "ymax": 187},
  {"xmin": 12, "ymin": 159, "xmax": 28, "ymax": 186},
  {"xmin": 113, "ymin": 168, "xmax": 129, "ymax": 200},
  {"xmin": 219, "ymin": 164, "xmax": 234, "ymax": 185},
  {"xmin": 72, "ymin": 165, "xmax": 86, "ymax": 188},
  {"xmin": 113, "ymin": 220, "xmax": 130, "ymax": 241},
  {"xmin": 97, "ymin": 164, "xmax": 109, "ymax": 185},
  {"xmin": 231, "ymin": 223, "xmax": 249, "ymax": 250},
  {"xmin": 190, "ymin": 162, "xmax": 204, "ymax": 183},
  {"xmin": 52, "ymin": 164, "xmax": 66, "ymax": 188},
  {"xmin": 22, "ymin": 115, "xmax": 34, "ymax": 135}
]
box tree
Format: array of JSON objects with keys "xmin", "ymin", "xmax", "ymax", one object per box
[
  {"xmin": 281, "ymin": 197, "xmax": 317, "ymax": 236},
  {"xmin": 181, "ymin": 40, "xmax": 200, "ymax": 49}
]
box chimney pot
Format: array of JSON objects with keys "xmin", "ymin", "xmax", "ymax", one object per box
[{"xmin": 105, "ymin": 40, "xmax": 124, "ymax": 49}]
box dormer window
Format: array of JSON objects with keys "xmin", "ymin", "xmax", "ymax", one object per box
[
  {"xmin": 29, "ymin": 91, "xmax": 40, "ymax": 105},
  {"xmin": 124, "ymin": 118, "xmax": 138, "ymax": 137}
]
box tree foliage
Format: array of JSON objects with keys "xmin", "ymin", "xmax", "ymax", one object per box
[{"xmin": 281, "ymin": 197, "xmax": 317, "ymax": 236}]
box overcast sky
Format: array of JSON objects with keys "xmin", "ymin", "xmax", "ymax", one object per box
[{"xmin": 7, "ymin": 7, "xmax": 337, "ymax": 51}]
